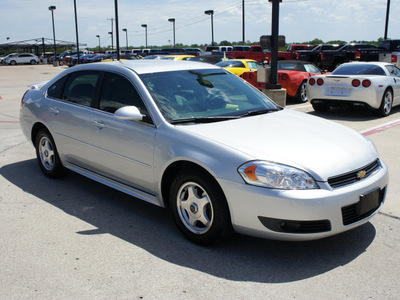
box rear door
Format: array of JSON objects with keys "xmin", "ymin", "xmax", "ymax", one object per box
[{"xmin": 46, "ymin": 70, "xmax": 101, "ymax": 169}]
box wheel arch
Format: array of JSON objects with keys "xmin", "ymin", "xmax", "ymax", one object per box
[
  {"xmin": 160, "ymin": 160, "xmax": 226, "ymax": 208},
  {"xmin": 31, "ymin": 122, "xmax": 49, "ymax": 145}
]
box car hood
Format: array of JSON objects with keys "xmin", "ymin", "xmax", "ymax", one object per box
[{"xmin": 177, "ymin": 109, "xmax": 377, "ymax": 181}]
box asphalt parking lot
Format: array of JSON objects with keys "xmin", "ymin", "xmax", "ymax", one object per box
[{"xmin": 1, "ymin": 64, "xmax": 399, "ymax": 299}]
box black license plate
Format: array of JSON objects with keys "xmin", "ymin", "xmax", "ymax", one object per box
[{"xmin": 356, "ymin": 189, "xmax": 380, "ymax": 216}]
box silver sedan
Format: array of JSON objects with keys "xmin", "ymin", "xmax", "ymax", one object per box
[{"xmin": 20, "ymin": 60, "xmax": 388, "ymax": 245}]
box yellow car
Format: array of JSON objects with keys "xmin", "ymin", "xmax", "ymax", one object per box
[
  {"xmin": 216, "ymin": 59, "xmax": 264, "ymax": 77},
  {"xmin": 160, "ymin": 55, "xmax": 195, "ymax": 61}
]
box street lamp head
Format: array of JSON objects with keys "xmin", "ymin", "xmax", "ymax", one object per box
[
  {"xmin": 96, "ymin": 35, "xmax": 100, "ymax": 38},
  {"xmin": 168, "ymin": 18, "xmax": 175, "ymax": 23},
  {"xmin": 122, "ymin": 28, "xmax": 127, "ymax": 32},
  {"xmin": 141, "ymin": 24, "xmax": 147, "ymax": 28},
  {"xmin": 108, "ymin": 31, "xmax": 112, "ymax": 35},
  {"xmin": 204, "ymin": 10, "xmax": 214, "ymax": 15},
  {"xmin": 48, "ymin": 5, "xmax": 56, "ymax": 11}
]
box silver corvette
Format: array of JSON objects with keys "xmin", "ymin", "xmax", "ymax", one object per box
[
  {"xmin": 307, "ymin": 61, "xmax": 400, "ymax": 117},
  {"xmin": 20, "ymin": 60, "xmax": 388, "ymax": 244}
]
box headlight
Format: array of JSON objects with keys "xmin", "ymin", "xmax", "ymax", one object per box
[{"xmin": 238, "ymin": 161, "xmax": 319, "ymax": 190}]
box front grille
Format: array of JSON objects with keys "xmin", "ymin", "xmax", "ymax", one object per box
[
  {"xmin": 342, "ymin": 187, "xmax": 386, "ymax": 225},
  {"xmin": 328, "ymin": 159, "xmax": 381, "ymax": 189}
]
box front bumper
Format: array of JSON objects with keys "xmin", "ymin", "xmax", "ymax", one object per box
[{"xmin": 219, "ymin": 161, "xmax": 388, "ymax": 241}]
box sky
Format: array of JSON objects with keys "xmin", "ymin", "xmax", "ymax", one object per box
[{"xmin": 1, "ymin": 0, "xmax": 399, "ymax": 49}]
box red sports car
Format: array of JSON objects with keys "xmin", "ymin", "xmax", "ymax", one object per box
[{"xmin": 242, "ymin": 60, "xmax": 325, "ymax": 103}]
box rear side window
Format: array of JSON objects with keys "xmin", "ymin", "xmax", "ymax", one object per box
[{"xmin": 62, "ymin": 71, "xmax": 101, "ymax": 106}]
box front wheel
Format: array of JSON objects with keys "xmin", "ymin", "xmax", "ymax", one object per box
[
  {"xmin": 35, "ymin": 129, "xmax": 67, "ymax": 178},
  {"xmin": 376, "ymin": 89, "xmax": 393, "ymax": 117},
  {"xmin": 296, "ymin": 80, "xmax": 308, "ymax": 103},
  {"xmin": 30, "ymin": 60, "xmax": 37, "ymax": 65},
  {"xmin": 10, "ymin": 60, "xmax": 16, "ymax": 65},
  {"xmin": 169, "ymin": 169, "xmax": 232, "ymax": 245}
]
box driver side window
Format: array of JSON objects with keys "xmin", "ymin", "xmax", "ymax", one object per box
[{"xmin": 98, "ymin": 72, "xmax": 149, "ymax": 117}]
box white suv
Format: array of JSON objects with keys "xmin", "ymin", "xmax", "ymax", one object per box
[{"xmin": 4, "ymin": 53, "xmax": 39, "ymax": 65}]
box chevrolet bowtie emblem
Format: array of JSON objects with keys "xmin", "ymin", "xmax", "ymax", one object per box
[{"xmin": 357, "ymin": 170, "xmax": 367, "ymax": 179}]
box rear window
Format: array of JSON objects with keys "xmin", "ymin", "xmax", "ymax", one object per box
[{"xmin": 332, "ymin": 64, "xmax": 386, "ymax": 76}]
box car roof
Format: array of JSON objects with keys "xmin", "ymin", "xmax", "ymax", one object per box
[
  {"xmin": 341, "ymin": 61, "xmax": 393, "ymax": 67},
  {"xmin": 66, "ymin": 60, "xmax": 221, "ymax": 75}
]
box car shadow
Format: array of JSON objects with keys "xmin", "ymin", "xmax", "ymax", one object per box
[
  {"xmin": 306, "ymin": 104, "xmax": 400, "ymax": 122},
  {"xmin": 1, "ymin": 158, "xmax": 377, "ymax": 283}
]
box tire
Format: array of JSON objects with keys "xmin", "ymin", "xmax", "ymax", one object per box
[
  {"xmin": 169, "ymin": 169, "xmax": 232, "ymax": 245},
  {"xmin": 312, "ymin": 102, "xmax": 330, "ymax": 112},
  {"xmin": 35, "ymin": 129, "xmax": 67, "ymax": 178},
  {"xmin": 30, "ymin": 60, "xmax": 36, "ymax": 65},
  {"xmin": 376, "ymin": 89, "xmax": 393, "ymax": 117},
  {"xmin": 296, "ymin": 80, "xmax": 308, "ymax": 103},
  {"xmin": 10, "ymin": 60, "xmax": 16, "ymax": 65}
]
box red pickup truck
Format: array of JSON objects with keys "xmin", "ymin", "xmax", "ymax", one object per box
[{"xmin": 228, "ymin": 44, "xmax": 310, "ymax": 63}]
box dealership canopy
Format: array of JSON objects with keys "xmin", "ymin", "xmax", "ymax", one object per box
[{"xmin": 0, "ymin": 38, "xmax": 87, "ymax": 53}]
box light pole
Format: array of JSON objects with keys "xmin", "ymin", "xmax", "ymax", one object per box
[
  {"xmin": 122, "ymin": 28, "xmax": 128, "ymax": 50},
  {"xmin": 168, "ymin": 18, "xmax": 175, "ymax": 47},
  {"xmin": 141, "ymin": 24, "xmax": 147, "ymax": 48},
  {"xmin": 108, "ymin": 31, "xmax": 113, "ymax": 50},
  {"xmin": 114, "ymin": 0, "xmax": 120, "ymax": 60},
  {"xmin": 73, "ymin": 0, "xmax": 80, "ymax": 63},
  {"xmin": 384, "ymin": 0, "xmax": 391, "ymax": 39},
  {"xmin": 242, "ymin": 0, "xmax": 245, "ymax": 44},
  {"xmin": 96, "ymin": 35, "xmax": 100, "ymax": 52},
  {"xmin": 204, "ymin": 10, "xmax": 214, "ymax": 46},
  {"xmin": 48, "ymin": 6, "xmax": 56, "ymax": 62}
]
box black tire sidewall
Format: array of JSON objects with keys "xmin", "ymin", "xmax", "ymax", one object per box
[
  {"xmin": 296, "ymin": 80, "xmax": 308, "ymax": 103},
  {"xmin": 35, "ymin": 129, "xmax": 66, "ymax": 178},
  {"xmin": 169, "ymin": 169, "xmax": 232, "ymax": 245},
  {"xmin": 376, "ymin": 89, "xmax": 392, "ymax": 117}
]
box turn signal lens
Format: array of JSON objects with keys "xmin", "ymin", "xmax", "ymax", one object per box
[
  {"xmin": 317, "ymin": 78, "xmax": 324, "ymax": 85},
  {"xmin": 309, "ymin": 78, "xmax": 316, "ymax": 85},
  {"xmin": 244, "ymin": 165, "xmax": 258, "ymax": 181}
]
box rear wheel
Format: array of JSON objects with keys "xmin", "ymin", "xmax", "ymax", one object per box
[
  {"xmin": 376, "ymin": 89, "xmax": 393, "ymax": 117},
  {"xmin": 312, "ymin": 102, "xmax": 330, "ymax": 112},
  {"xmin": 296, "ymin": 80, "xmax": 308, "ymax": 103},
  {"xmin": 169, "ymin": 169, "xmax": 232, "ymax": 245},
  {"xmin": 35, "ymin": 129, "xmax": 67, "ymax": 178}
]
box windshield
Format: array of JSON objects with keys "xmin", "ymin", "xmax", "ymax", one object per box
[
  {"xmin": 139, "ymin": 69, "xmax": 279, "ymax": 123},
  {"xmin": 304, "ymin": 64, "xmax": 321, "ymax": 73},
  {"xmin": 332, "ymin": 64, "xmax": 386, "ymax": 76}
]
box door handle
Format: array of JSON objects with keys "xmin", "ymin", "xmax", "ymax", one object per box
[
  {"xmin": 93, "ymin": 120, "xmax": 106, "ymax": 129},
  {"xmin": 49, "ymin": 107, "xmax": 59, "ymax": 114}
]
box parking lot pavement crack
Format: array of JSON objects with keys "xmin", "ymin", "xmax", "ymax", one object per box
[
  {"xmin": 0, "ymin": 141, "xmax": 27, "ymax": 154},
  {"xmin": 379, "ymin": 211, "xmax": 400, "ymax": 221}
]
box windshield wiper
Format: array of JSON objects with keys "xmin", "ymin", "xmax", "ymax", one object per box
[
  {"xmin": 236, "ymin": 109, "xmax": 277, "ymax": 117},
  {"xmin": 170, "ymin": 116, "xmax": 240, "ymax": 124}
]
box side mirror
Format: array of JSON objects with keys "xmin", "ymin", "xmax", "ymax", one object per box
[{"xmin": 114, "ymin": 106, "xmax": 143, "ymax": 121}]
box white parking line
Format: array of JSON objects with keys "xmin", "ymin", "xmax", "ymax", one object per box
[
  {"xmin": 289, "ymin": 104, "xmax": 311, "ymax": 110},
  {"xmin": 361, "ymin": 118, "xmax": 400, "ymax": 136}
]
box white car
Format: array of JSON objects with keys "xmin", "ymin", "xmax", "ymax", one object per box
[
  {"xmin": 307, "ymin": 61, "xmax": 400, "ymax": 117},
  {"xmin": 20, "ymin": 60, "xmax": 388, "ymax": 245},
  {"xmin": 4, "ymin": 53, "xmax": 39, "ymax": 65}
]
